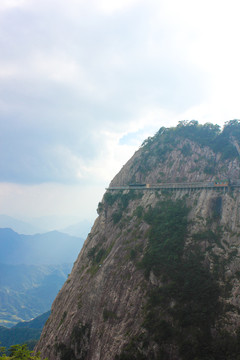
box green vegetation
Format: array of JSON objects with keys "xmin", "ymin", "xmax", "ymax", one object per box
[
  {"xmin": 58, "ymin": 311, "xmax": 67, "ymax": 327},
  {"xmin": 87, "ymin": 245, "xmax": 106, "ymax": 265},
  {"xmin": 212, "ymin": 120, "xmax": 240, "ymax": 159},
  {"xmin": 55, "ymin": 323, "xmax": 91, "ymax": 360},
  {"xmin": 112, "ymin": 211, "xmax": 122, "ymax": 224},
  {"xmin": 211, "ymin": 196, "xmax": 222, "ymax": 220},
  {"xmin": 193, "ymin": 224, "xmax": 224, "ymax": 251},
  {"xmin": 109, "ymin": 191, "xmax": 143, "ymax": 225},
  {"xmin": 141, "ymin": 119, "xmax": 240, "ymax": 161},
  {"xmin": 0, "ymin": 311, "xmax": 50, "ymax": 350},
  {"xmin": 0, "ymin": 344, "xmax": 46, "ymax": 360},
  {"xmin": 102, "ymin": 309, "xmax": 118, "ymax": 321},
  {"xmin": 141, "ymin": 199, "xmax": 189, "ymax": 277},
  {"xmin": 97, "ymin": 201, "xmax": 104, "ymax": 214},
  {"xmin": 181, "ymin": 143, "xmax": 192, "ymax": 156},
  {"xmin": 117, "ymin": 198, "xmax": 240, "ymax": 359},
  {"xmin": 204, "ymin": 160, "xmax": 216, "ymax": 175},
  {"xmin": 103, "ymin": 190, "xmax": 143, "ymax": 224},
  {"xmin": 71, "ymin": 323, "xmax": 91, "ymax": 355},
  {"xmin": 54, "ymin": 343, "xmax": 76, "ymax": 360},
  {"xmin": 174, "ymin": 120, "xmax": 221, "ymax": 147},
  {"xmin": 129, "ymin": 249, "xmax": 137, "ymax": 260},
  {"xmin": 103, "ymin": 192, "xmax": 121, "ymax": 206},
  {"xmin": 140, "ymin": 201, "xmax": 221, "ymax": 354},
  {"xmin": 87, "ymin": 240, "xmax": 114, "ymax": 276},
  {"xmin": 133, "ymin": 206, "xmax": 144, "ymax": 219},
  {"xmin": 115, "ymin": 335, "xmax": 149, "ymax": 360}
]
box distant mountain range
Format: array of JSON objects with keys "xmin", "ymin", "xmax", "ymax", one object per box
[
  {"xmin": 0, "ymin": 214, "xmax": 92, "ymax": 237},
  {"xmin": 60, "ymin": 219, "xmax": 92, "ymax": 238},
  {"xmin": 0, "ymin": 228, "xmax": 84, "ymax": 265},
  {"xmin": 0, "ymin": 311, "xmax": 50, "ymax": 349},
  {"xmin": 0, "ymin": 227, "xmax": 85, "ymax": 327},
  {"xmin": 0, "ymin": 263, "xmax": 71, "ymax": 327},
  {"xmin": 0, "ymin": 215, "xmax": 42, "ymax": 235}
]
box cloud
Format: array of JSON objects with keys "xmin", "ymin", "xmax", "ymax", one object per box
[
  {"xmin": 0, "ymin": 182, "xmax": 104, "ymax": 220},
  {"xmin": 0, "ymin": 0, "xmax": 29, "ymax": 11},
  {"xmin": 0, "ymin": 0, "xmax": 239, "ymax": 189},
  {"xmin": 95, "ymin": 0, "xmax": 140, "ymax": 14}
]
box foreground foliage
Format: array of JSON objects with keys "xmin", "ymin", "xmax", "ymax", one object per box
[{"xmin": 0, "ymin": 344, "xmax": 47, "ymax": 360}]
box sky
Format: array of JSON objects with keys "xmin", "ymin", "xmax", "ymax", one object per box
[{"xmin": 0, "ymin": 0, "xmax": 240, "ymax": 229}]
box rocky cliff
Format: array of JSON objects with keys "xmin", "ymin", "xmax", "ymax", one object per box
[{"xmin": 36, "ymin": 120, "xmax": 240, "ymax": 360}]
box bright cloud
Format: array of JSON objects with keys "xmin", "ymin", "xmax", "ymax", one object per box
[
  {"xmin": 96, "ymin": 0, "xmax": 141, "ymax": 14},
  {"xmin": 0, "ymin": 0, "xmax": 29, "ymax": 11},
  {"xmin": 0, "ymin": 0, "xmax": 239, "ymax": 223},
  {"xmin": 0, "ymin": 182, "xmax": 103, "ymax": 220}
]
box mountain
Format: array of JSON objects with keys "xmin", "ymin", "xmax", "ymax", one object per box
[
  {"xmin": 0, "ymin": 263, "xmax": 71, "ymax": 327},
  {"xmin": 0, "ymin": 311, "xmax": 50, "ymax": 349},
  {"xmin": 0, "ymin": 215, "xmax": 41, "ymax": 235},
  {"xmin": 14, "ymin": 310, "xmax": 50, "ymax": 330},
  {"xmin": 25, "ymin": 215, "xmax": 90, "ymax": 234},
  {"xmin": 61, "ymin": 220, "xmax": 92, "ymax": 238},
  {"xmin": 0, "ymin": 229, "xmax": 84, "ymax": 327},
  {"xmin": 36, "ymin": 120, "xmax": 240, "ymax": 360},
  {"xmin": 0, "ymin": 229, "xmax": 84, "ymax": 265},
  {"xmin": 0, "ymin": 214, "xmax": 92, "ymax": 235}
]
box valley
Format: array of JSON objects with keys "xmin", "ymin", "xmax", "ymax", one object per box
[{"xmin": 0, "ymin": 227, "xmax": 84, "ymax": 347}]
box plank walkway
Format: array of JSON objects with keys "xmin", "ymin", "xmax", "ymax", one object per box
[{"xmin": 107, "ymin": 182, "xmax": 240, "ymax": 192}]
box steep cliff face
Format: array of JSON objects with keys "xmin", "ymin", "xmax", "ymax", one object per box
[{"xmin": 36, "ymin": 121, "xmax": 240, "ymax": 360}]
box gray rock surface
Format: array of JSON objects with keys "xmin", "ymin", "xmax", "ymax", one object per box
[{"xmin": 36, "ymin": 124, "xmax": 240, "ymax": 359}]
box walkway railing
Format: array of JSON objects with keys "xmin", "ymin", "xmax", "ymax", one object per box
[{"xmin": 106, "ymin": 181, "xmax": 238, "ymax": 191}]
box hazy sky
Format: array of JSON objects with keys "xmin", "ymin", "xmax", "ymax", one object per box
[{"xmin": 0, "ymin": 0, "xmax": 240, "ymax": 226}]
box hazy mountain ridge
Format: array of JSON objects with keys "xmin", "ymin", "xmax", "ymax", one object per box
[
  {"xmin": 61, "ymin": 220, "xmax": 92, "ymax": 238},
  {"xmin": 0, "ymin": 228, "xmax": 84, "ymax": 265},
  {"xmin": 0, "ymin": 311, "xmax": 50, "ymax": 349},
  {"xmin": 37, "ymin": 121, "xmax": 240, "ymax": 360},
  {"xmin": 0, "ymin": 215, "xmax": 92, "ymax": 236},
  {"xmin": 0, "ymin": 228, "xmax": 84, "ymax": 327},
  {"xmin": 0, "ymin": 263, "xmax": 71, "ymax": 327},
  {"xmin": 0, "ymin": 215, "xmax": 42, "ymax": 235}
]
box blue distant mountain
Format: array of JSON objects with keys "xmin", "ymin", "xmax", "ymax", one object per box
[
  {"xmin": 0, "ymin": 263, "xmax": 71, "ymax": 327},
  {"xmin": 0, "ymin": 215, "xmax": 41, "ymax": 234},
  {"xmin": 0, "ymin": 310, "xmax": 50, "ymax": 349},
  {"xmin": 0, "ymin": 214, "xmax": 92, "ymax": 236},
  {"xmin": 0, "ymin": 228, "xmax": 84, "ymax": 265},
  {"xmin": 0, "ymin": 228, "xmax": 85, "ymax": 327},
  {"xmin": 61, "ymin": 219, "xmax": 92, "ymax": 238}
]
